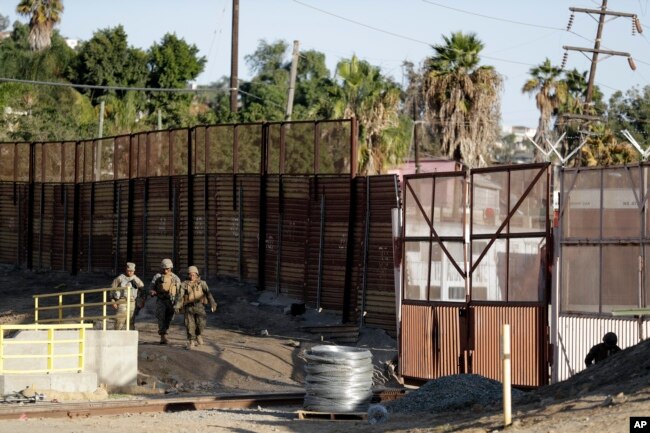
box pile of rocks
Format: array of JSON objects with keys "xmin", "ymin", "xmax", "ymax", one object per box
[{"xmin": 386, "ymin": 374, "xmax": 523, "ymax": 413}]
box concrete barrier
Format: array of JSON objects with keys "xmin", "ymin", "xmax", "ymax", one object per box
[{"xmin": 0, "ymin": 329, "xmax": 137, "ymax": 394}]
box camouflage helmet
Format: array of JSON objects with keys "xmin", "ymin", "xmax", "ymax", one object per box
[
  {"xmin": 603, "ymin": 332, "xmax": 618, "ymax": 346},
  {"xmin": 188, "ymin": 265, "xmax": 199, "ymax": 275},
  {"xmin": 161, "ymin": 258, "xmax": 173, "ymax": 269}
]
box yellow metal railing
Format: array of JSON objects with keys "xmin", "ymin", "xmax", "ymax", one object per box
[
  {"xmin": 0, "ymin": 323, "xmax": 93, "ymax": 374},
  {"xmin": 34, "ymin": 286, "xmax": 133, "ymax": 331}
]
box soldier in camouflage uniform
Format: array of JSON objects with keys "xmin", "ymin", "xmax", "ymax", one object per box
[
  {"xmin": 174, "ymin": 265, "xmax": 217, "ymax": 350},
  {"xmin": 146, "ymin": 258, "xmax": 181, "ymax": 344},
  {"xmin": 111, "ymin": 262, "xmax": 145, "ymax": 330}
]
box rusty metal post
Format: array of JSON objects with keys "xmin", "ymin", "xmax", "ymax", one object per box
[
  {"xmin": 258, "ymin": 123, "xmax": 269, "ymax": 291},
  {"xmin": 342, "ymin": 118, "xmax": 359, "ymax": 323}
]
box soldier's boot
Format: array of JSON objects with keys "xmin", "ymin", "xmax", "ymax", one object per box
[
  {"xmin": 160, "ymin": 334, "xmax": 168, "ymax": 345},
  {"xmin": 185, "ymin": 339, "xmax": 196, "ymax": 350},
  {"xmin": 196, "ymin": 335, "xmax": 204, "ymax": 346}
]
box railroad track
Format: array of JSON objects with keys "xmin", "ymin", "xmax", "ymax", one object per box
[{"xmin": 0, "ymin": 389, "xmax": 405, "ymax": 420}]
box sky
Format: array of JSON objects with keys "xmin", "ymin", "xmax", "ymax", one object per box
[{"xmin": 2, "ymin": 0, "xmax": 650, "ymax": 128}]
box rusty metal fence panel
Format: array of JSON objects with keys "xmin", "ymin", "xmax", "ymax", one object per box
[
  {"xmin": 142, "ymin": 177, "xmax": 178, "ymax": 275},
  {"xmin": 0, "ymin": 183, "xmax": 27, "ymax": 264},
  {"xmin": 306, "ymin": 176, "xmax": 351, "ymax": 310},
  {"xmin": 471, "ymin": 304, "xmax": 546, "ymax": 388},
  {"xmin": 354, "ymin": 176, "xmax": 401, "ymax": 332},
  {"xmin": 271, "ymin": 176, "xmax": 311, "ymax": 299},
  {"xmin": 400, "ymin": 304, "xmax": 435, "ymax": 379},
  {"xmin": 0, "ymin": 120, "xmax": 410, "ymax": 335}
]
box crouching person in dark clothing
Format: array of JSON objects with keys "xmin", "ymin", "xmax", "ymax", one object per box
[
  {"xmin": 174, "ymin": 266, "xmax": 217, "ymax": 350},
  {"xmin": 585, "ymin": 332, "xmax": 621, "ymax": 367}
]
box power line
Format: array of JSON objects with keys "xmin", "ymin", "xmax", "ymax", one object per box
[
  {"xmin": 421, "ymin": 0, "xmax": 563, "ymax": 31},
  {"xmin": 291, "ymin": 0, "xmax": 585, "ymax": 68},
  {"xmin": 292, "ymin": 0, "xmax": 430, "ymax": 46},
  {"xmin": 0, "ymin": 77, "xmax": 211, "ymax": 93}
]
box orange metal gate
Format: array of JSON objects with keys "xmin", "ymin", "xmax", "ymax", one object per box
[{"xmin": 400, "ymin": 163, "xmax": 551, "ymax": 387}]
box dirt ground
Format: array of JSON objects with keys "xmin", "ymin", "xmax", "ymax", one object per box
[{"xmin": 1, "ymin": 264, "xmax": 650, "ymax": 432}]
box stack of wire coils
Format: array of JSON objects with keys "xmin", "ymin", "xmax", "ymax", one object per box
[{"xmin": 303, "ymin": 345, "xmax": 373, "ymax": 412}]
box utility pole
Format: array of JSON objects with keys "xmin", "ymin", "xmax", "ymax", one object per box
[
  {"xmin": 285, "ymin": 40, "xmax": 300, "ymax": 120},
  {"xmin": 564, "ymin": 1, "xmax": 641, "ymax": 106},
  {"xmin": 230, "ymin": 0, "xmax": 239, "ymax": 113}
]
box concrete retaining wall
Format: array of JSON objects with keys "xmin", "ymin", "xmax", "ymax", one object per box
[{"xmin": 0, "ymin": 329, "xmax": 137, "ymax": 394}]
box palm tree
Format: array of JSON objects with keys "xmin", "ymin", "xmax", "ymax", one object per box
[
  {"xmin": 334, "ymin": 55, "xmax": 403, "ymax": 174},
  {"xmin": 522, "ymin": 59, "xmax": 567, "ymax": 158},
  {"xmin": 423, "ymin": 32, "xmax": 502, "ymax": 168},
  {"xmin": 16, "ymin": 0, "xmax": 64, "ymax": 51}
]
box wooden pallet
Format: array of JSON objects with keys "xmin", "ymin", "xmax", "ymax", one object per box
[{"xmin": 296, "ymin": 410, "xmax": 367, "ymax": 421}]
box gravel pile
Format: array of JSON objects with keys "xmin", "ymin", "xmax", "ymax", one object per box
[{"xmin": 386, "ymin": 374, "xmax": 523, "ymax": 413}]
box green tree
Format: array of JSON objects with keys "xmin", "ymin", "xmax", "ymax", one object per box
[
  {"xmin": 70, "ymin": 26, "xmax": 148, "ymax": 103},
  {"xmin": 16, "ymin": 0, "xmax": 64, "ymax": 51},
  {"xmin": 522, "ymin": 59, "xmax": 566, "ymax": 158},
  {"xmin": 238, "ymin": 40, "xmax": 289, "ymax": 122},
  {"xmin": 147, "ymin": 33, "xmax": 206, "ymax": 127},
  {"xmin": 607, "ymin": 86, "xmax": 650, "ymax": 148},
  {"xmin": 334, "ymin": 55, "xmax": 404, "ymax": 174},
  {"xmin": 423, "ymin": 31, "xmax": 502, "ymax": 167}
]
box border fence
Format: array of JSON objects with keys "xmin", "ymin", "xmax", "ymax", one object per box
[{"xmin": 0, "ymin": 118, "xmax": 400, "ymax": 333}]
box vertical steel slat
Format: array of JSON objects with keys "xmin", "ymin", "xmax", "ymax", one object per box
[
  {"xmin": 360, "ymin": 177, "xmax": 370, "ymax": 327},
  {"xmin": 187, "ymin": 128, "xmax": 194, "ymax": 266},
  {"xmin": 172, "ymin": 179, "xmax": 177, "ymax": 268},
  {"xmin": 142, "ymin": 179, "xmax": 148, "ymax": 274},
  {"xmin": 238, "ymin": 182, "xmax": 244, "ymax": 282},
  {"xmin": 275, "ymin": 176, "xmax": 284, "ymax": 296},
  {"xmin": 87, "ymin": 183, "xmax": 94, "ymax": 272},
  {"xmin": 204, "ymin": 176, "xmax": 209, "ymax": 278},
  {"xmin": 38, "ymin": 183, "xmax": 44, "ymax": 269},
  {"xmin": 114, "ymin": 186, "xmax": 121, "ymax": 274},
  {"xmin": 63, "ymin": 185, "xmax": 68, "ymax": 271},
  {"xmin": 316, "ymin": 194, "xmax": 325, "ymax": 311}
]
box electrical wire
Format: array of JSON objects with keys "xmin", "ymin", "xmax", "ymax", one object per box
[{"xmin": 0, "ymin": 77, "xmax": 210, "ymax": 93}]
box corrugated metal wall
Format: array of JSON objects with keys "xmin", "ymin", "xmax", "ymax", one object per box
[
  {"xmin": 472, "ymin": 305, "xmax": 546, "ymax": 387},
  {"xmin": 556, "ymin": 315, "xmax": 648, "ymax": 381}
]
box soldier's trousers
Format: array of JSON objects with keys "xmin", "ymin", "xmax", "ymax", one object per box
[
  {"xmin": 183, "ymin": 303, "xmax": 207, "ymax": 341},
  {"xmin": 114, "ymin": 300, "xmax": 136, "ymax": 330},
  {"xmin": 155, "ymin": 298, "xmax": 175, "ymax": 335}
]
